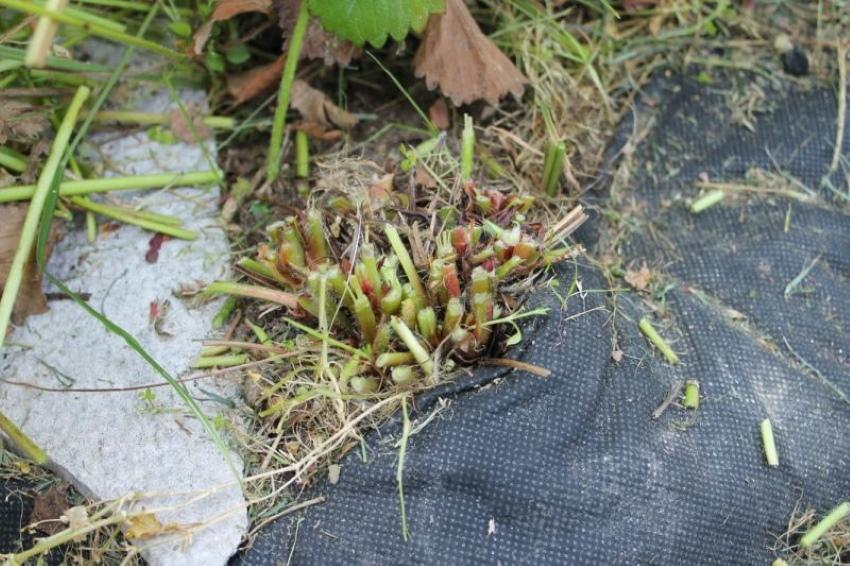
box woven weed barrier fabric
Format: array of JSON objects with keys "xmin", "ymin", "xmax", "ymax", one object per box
[{"xmin": 238, "ymin": 74, "xmax": 850, "ymax": 565}]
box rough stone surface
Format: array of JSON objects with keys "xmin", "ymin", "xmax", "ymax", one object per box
[{"xmin": 0, "ymin": 78, "xmax": 247, "ymax": 563}]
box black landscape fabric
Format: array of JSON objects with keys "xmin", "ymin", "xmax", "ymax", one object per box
[
  {"xmin": 239, "ymin": 73, "xmax": 850, "ymax": 565},
  {"xmin": 1, "ymin": 71, "xmax": 848, "ymax": 565}
]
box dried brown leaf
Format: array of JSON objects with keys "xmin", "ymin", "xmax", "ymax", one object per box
[
  {"xmin": 168, "ymin": 108, "xmax": 214, "ymax": 143},
  {"xmin": 276, "ymin": 0, "xmax": 359, "ymax": 66},
  {"xmin": 192, "ymin": 0, "xmax": 273, "ymax": 55},
  {"xmin": 29, "ymin": 483, "xmax": 70, "ymax": 535},
  {"xmin": 0, "ymin": 98, "xmax": 49, "ymax": 144},
  {"xmin": 413, "ymin": 0, "xmax": 526, "ymax": 106},
  {"xmin": 293, "ymin": 121, "xmax": 343, "ymax": 141},
  {"xmin": 0, "ymin": 204, "xmax": 56, "ymax": 324},
  {"xmin": 291, "ymin": 80, "xmax": 357, "ymax": 129},
  {"xmin": 625, "ymin": 265, "xmax": 652, "ymax": 292},
  {"xmin": 227, "ymin": 55, "xmax": 285, "ymax": 104},
  {"xmin": 428, "ymin": 97, "xmax": 450, "ymax": 130}
]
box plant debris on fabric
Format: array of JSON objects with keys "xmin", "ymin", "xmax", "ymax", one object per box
[{"xmin": 1, "ymin": 0, "xmax": 848, "ymax": 561}]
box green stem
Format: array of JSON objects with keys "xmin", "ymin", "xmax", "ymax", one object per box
[
  {"xmin": 76, "ymin": 0, "xmax": 191, "ymax": 14},
  {"xmin": 0, "ymin": 86, "xmax": 90, "ymax": 348},
  {"xmin": 32, "ymin": 0, "xmax": 127, "ymax": 32},
  {"xmin": 0, "ymin": 170, "xmax": 221, "ymax": 203},
  {"xmin": 683, "ymin": 380, "xmax": 699, "ymax": 409},
  {"xmin": 280, "ymin": 315, "xmax": 368, "ymax": 358},
  {"xmin": 638, "ymin": 317, "xmax": 679, "ymax": 365},
  {"xmin": 384, "ymin": 224, "xmax": 427, "ymax": 305},
  {"xmin": 543, "ymin": 141, "xmax": 566, "ymax": 197},
  {"xmin": 0, "ymin": 0, "xmax": 188, "ymax": 61},
  {"xmin": 0, "ymin": 44, "xmax": 111, "ymax": 72},
  {"xmin": 9, "ymin": 514, "xmax": 126, "ymax": 564},
  {"xmin": 760, "ymin": 418, "xmax": 779, "ymax": 467},
  {"xmin": 191, "ymin": 354, "xmax": 249, "ymax": 369},
  {"xmin": 461, "ymin": 114, "xmax": 475, "ymax": 181},
  {"xmin": 0, "ymin": 147, "xmax": 27, "ymax": 173},
  {"xmin": 690, "ymin": 189, "xmax": 725, "ymax": 213},
  {"xmin": 90, "ymin": 110, "xmax": 235, "ymax": 129},
  {"xmin": 212, "ymin": 296, "xmax": 237, "ymax": 329},
  {"xmin": 205, "ymin": 281, "xmax": 299, "ymax": 310},
  {"xmin": 800, "ymin": 502, "xmax": 850, "ymax": 548},
  {"xmin": 390, "ymin": 316, "xmax": 433, "ymax": 376},
  {"xmin": 68, "ymin": 196, "xmax": 196, "ymax": 240},
  {"xmin": 266, "ymin": 0, "xmax": 309, "ymax": 182},
  {"xmin": 0, "ymin": 410, "xmax": 47, "ymax": 464},
  {"xmin": 376, "ymin": 351, "xmax": 416, "ymax": 368},
  {"xmin": 25, "ymin": 0, "xmax": 65, "ymax": 68},
  {"xmin": 85, "ymin": 207, "xmax": 97, "ymax": 243}
]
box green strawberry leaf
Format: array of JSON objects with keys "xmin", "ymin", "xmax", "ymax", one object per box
[{"xmin": 308, "ymin": 0, "xmax": 445, "ymax": 48}]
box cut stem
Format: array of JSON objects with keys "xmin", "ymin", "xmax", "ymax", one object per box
[
  {"xmin": 638, "ymin": 317, "xmax": 679, "ymax": 365},
  {"xmin": 0, "ymin": 146, "xmax": 27, "ymax": 173},
  {"xmin": 0, "ymin": 85, "xmax": 90, "ymax": 348},
  {"xmin": 760, "ymin": 418, "xmax": 779, "ymax": 467},
  {"xmin": 390, "ymin": 316, "xmax": 433, "ymax": 376},
  {"xmin": 461, "ymin": 114, "xmax": 475, "ymax": 181},
  {"xmin": 683, "ymin": 380, "xmax": 700, "ymax": 409},
  {"xmin": 25, "ymin": 0, "xmax": 68, "ymax": 68},
  {"xmin": 0, "ymin": 410, "xmax": 47, "ymax": 464},
  {"xmin": 384, "ymin": 224, "xmax": 427, "ymax": 305},
  {"xmin": 690, "ymin": 190, "xmax": 725, "ymax": 213},
  {"xmin": 266, "ymin": 0, "xmax": 309, "ymax": 182},
  {"xmin": 800, "ymin": 502, "xmax": 850, "ymax": 548}
]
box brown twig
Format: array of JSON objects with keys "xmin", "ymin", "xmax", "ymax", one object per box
[
  {"xmin": 480, "ymin": 358, "xmax": 551, "ymax": 377},
  {"xmin": 652, "ymin": 379, "xmax": 685, "ymax": 420}
]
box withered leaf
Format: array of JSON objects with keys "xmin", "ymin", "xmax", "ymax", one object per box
[
  {"xmin": 192, "ymin": 0, "xmax": 273, "ymax": 55},
  {"xmin": 624, "ymin": 265, "xmax": 652, "ymax": 292},
  {"xmin": 413, "ymin": 0, "xmax": 526, "ymax": 106},
  {"xmin": 291, "ymin": 79, "xmax": 357, "ymax": 130},
  {"xmin": 124, "ymin": 512, "xmax": 185, "ymax": 540},
  {"xmin": 276, "ymin": 0, "xmax": 360, "ymax": 66},
  {"xmin": 227, "ymin": 55, "xmax": 284, "ymax": 104},
  {"xmin": 428, "ymin": 97, "xmax": 450, "ymax": 130},
  {"xmin": 168, "ymin": 108, "xmax": 214, "ymax": 143},
  {"xmin": 29, "ymin": 483, "xmax": 70, "ymax": 535},
  {"xmin": 0, "ymin": 204, "xmax": 57, "ymax": 324},
  {"xmin": 0, "ymin": 98, "xmax": 49, "ymax": 144}
]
